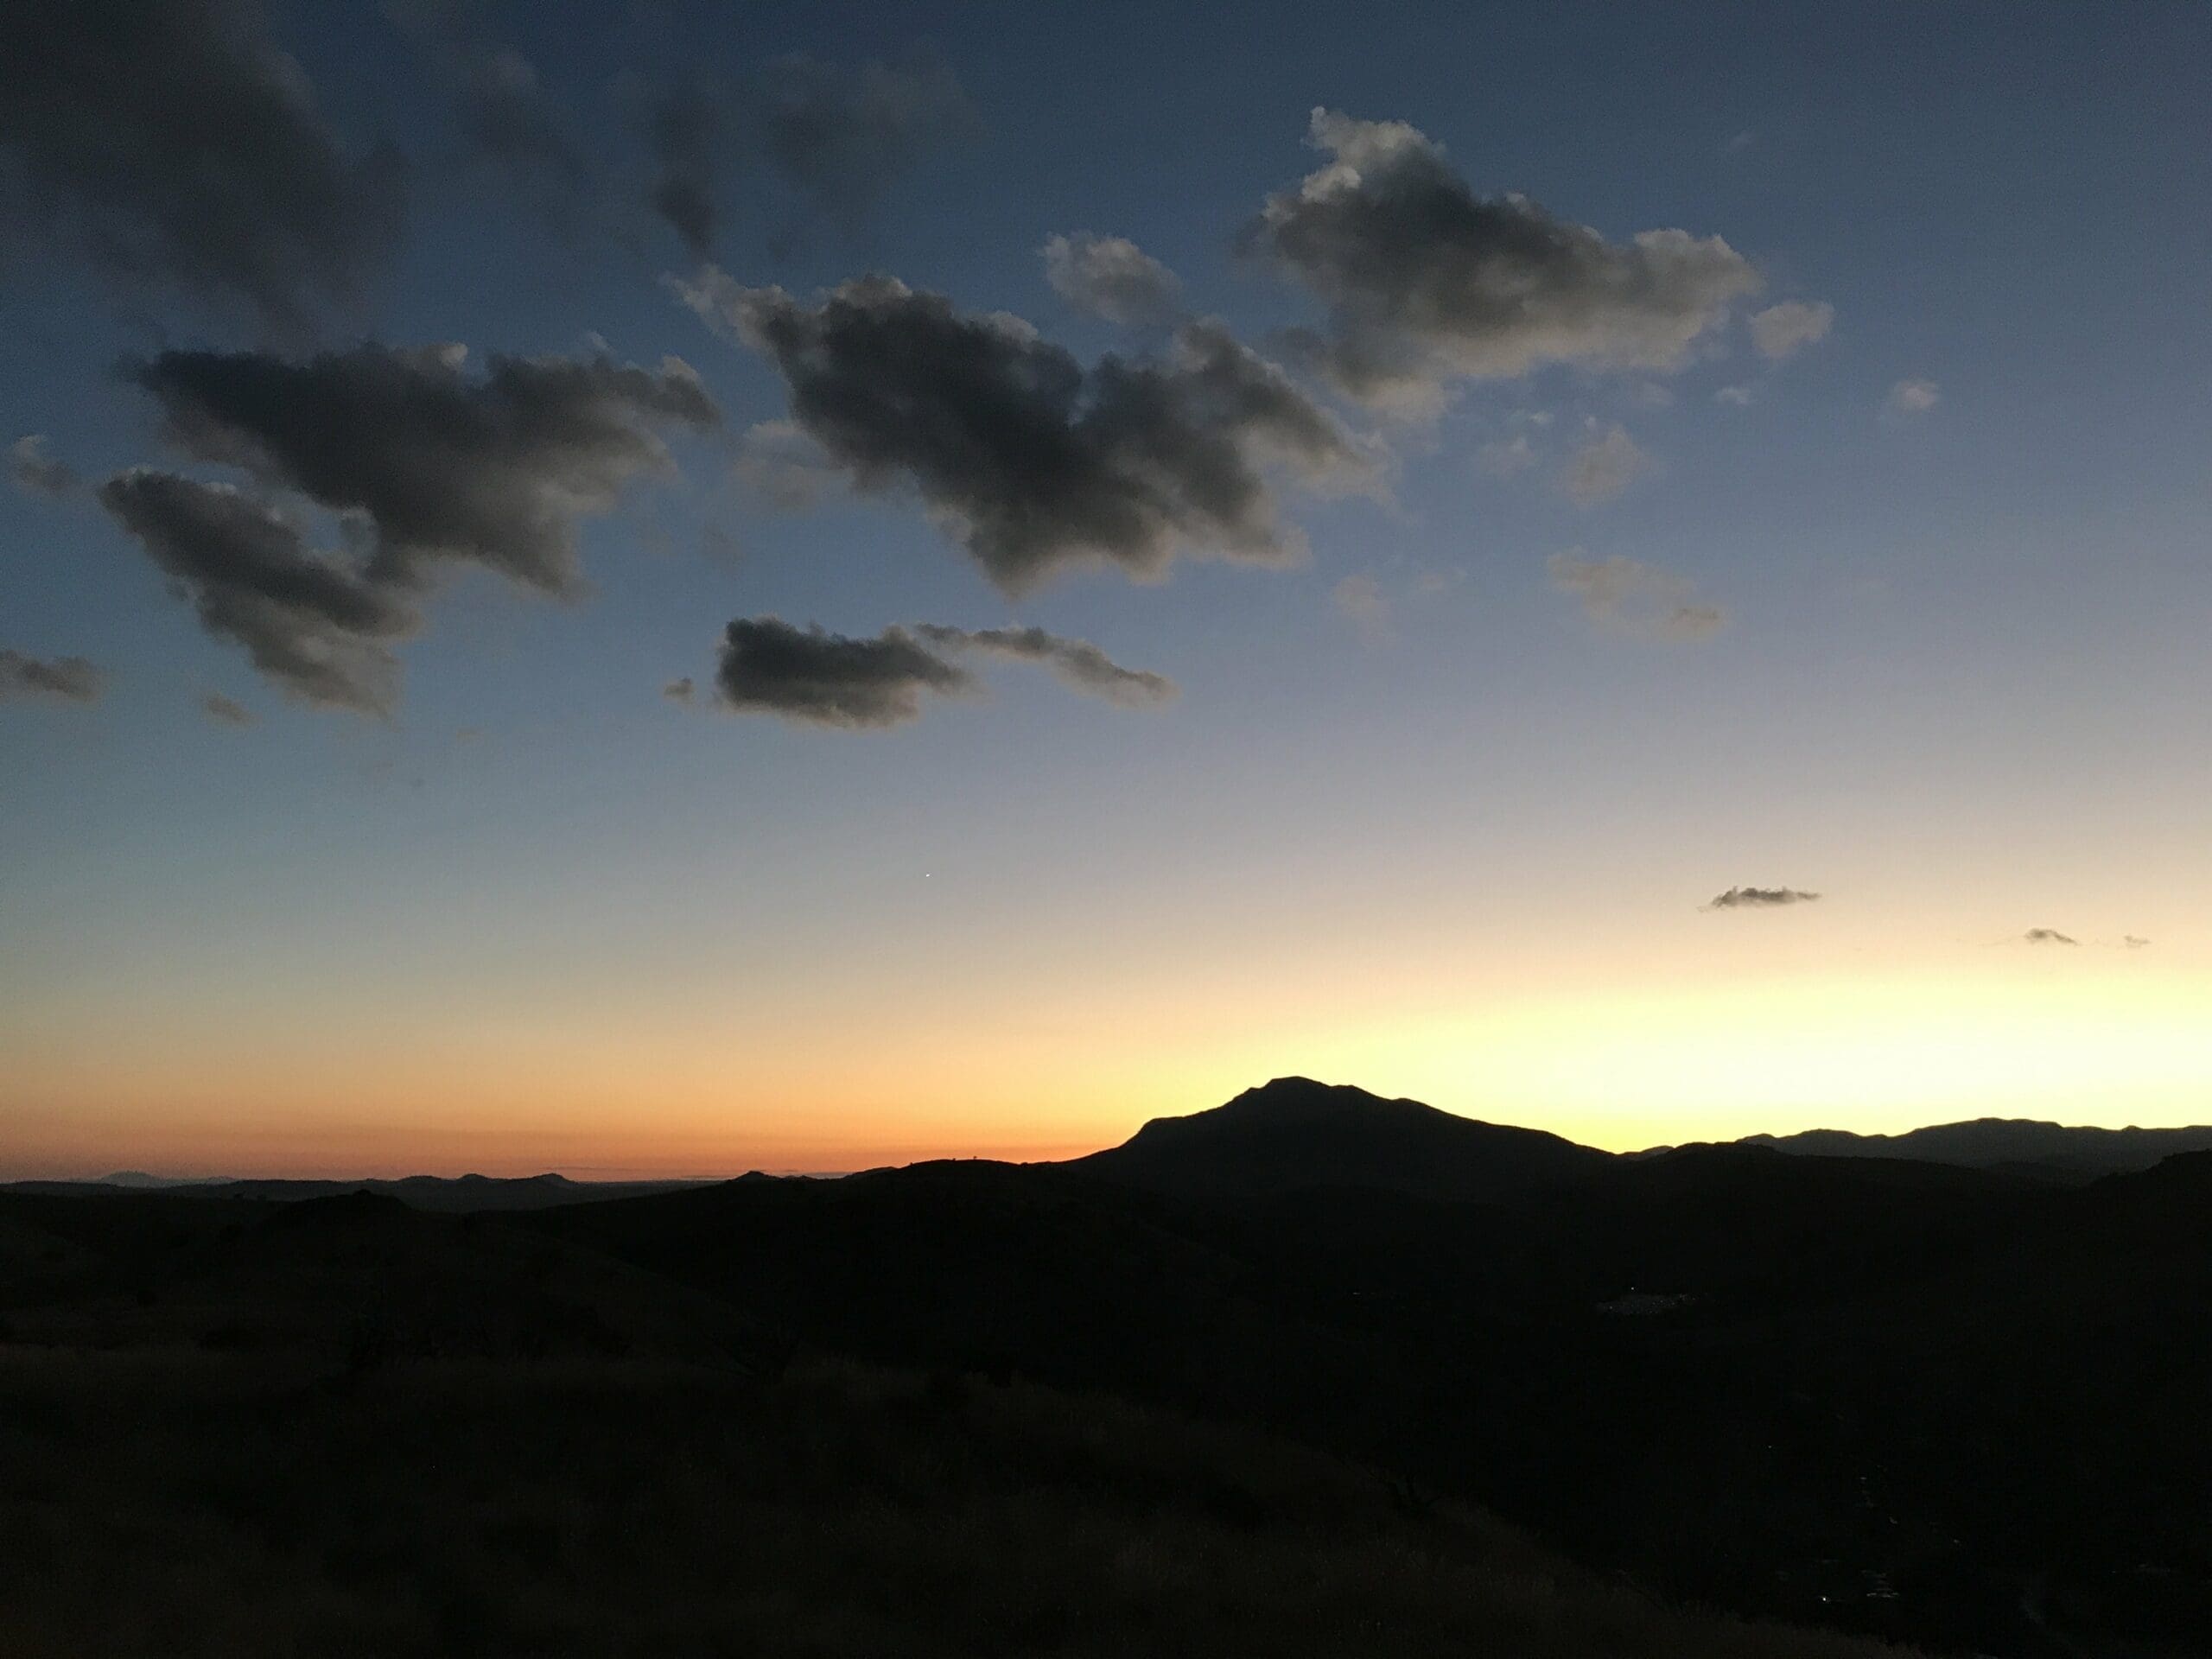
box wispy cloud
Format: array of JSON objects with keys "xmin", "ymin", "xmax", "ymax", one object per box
[
  {"xmin": 1886, "ymin": 378, "xmax": 1941, "ymax": 417},
  {"xmin": 9, "ymin": 435, "xmax": 79, "ymax": 497},
  {"xmin": 1749, "ymin": 301, "xmax": 1835, "ymax": 360},
  {"xmin": 1548, "ymin": 550, "xmax": 1725, "ymax": 642},
  {"xmin": 1331, "ymin": 574, "xmax": 1391, "ymax": 643},
  {"xmin": 1042, "ymin": 232, "xmax": 1182, "ymax": 327},
  {"xmin": 0, "ymin": 648, "xmax": 105, "ymax": 704},
  {"xmin": 1559, "ymin": 424, "xmax": 1654, "ymax": 505}
]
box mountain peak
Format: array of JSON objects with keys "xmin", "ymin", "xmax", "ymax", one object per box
[{"xmin": 1073, "ymin": 1078, "xmax": 1611, "ymax": 1203}]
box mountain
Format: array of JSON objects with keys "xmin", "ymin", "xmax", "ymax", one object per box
[
  {"xmin": 1066, "ymin": 1076, "xmax": 1615, "ymax": 1202},
  {"xmin": 1742, "ymin": 1116, "xmax": 2212, "ymax": 1175},
  {"xmin": 11, "ymin": 1083, "xmax": 2212, "ymax": 1654}
]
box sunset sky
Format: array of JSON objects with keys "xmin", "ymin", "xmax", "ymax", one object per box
[{"xmin": 4, "ymin": 1, "xmax": 2209, "ymax": 1178}]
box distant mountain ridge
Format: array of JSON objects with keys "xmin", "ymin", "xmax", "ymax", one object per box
[
  {"xmin": 1740, "ymin": 1117, "xmax": 2212, "ymax": 1176},
  {"xmin": 1066, "ymin": 1076, "xmax": 1615, "ymax": 1202},
  {"xmin": 0, "ymin": 1173, "xmax": 712, "ymax": 1212},
  {"xmin": 17, "ymin": 1090, "xmax": 2212, "ymax": 1211}
]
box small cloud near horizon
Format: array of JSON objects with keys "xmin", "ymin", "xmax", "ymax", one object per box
[
  {"xmin": 2024, "ymin": 927, "xmax": 2078, "ymax": 946},
  {"xmin": 1706, "ymin": 886, "xmax": 1821, "ymax": 910}
]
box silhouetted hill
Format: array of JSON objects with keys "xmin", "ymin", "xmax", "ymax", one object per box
[
  {"xmin": 511, "ymin": 1115, "xmax": 2212, "ymax": 1656},
  {"xmin": 1743, "ymin": 1116, "xmax": 2212, "ymax": 1175},
  {"xmin": 0, "ymin": 1173, "xmax": 711, "ymax": 1211},
  {"xmin": 11, "ymin": 1084, "xmax": 2212, "ymax": 1655},
  {"xmin": 1068, "ymin": 1076, "xmax": 1615, "ymax": 1201},
  {"xmin": 0, "ymin": 1186, "xmax": 774, "ymax": 1370}
]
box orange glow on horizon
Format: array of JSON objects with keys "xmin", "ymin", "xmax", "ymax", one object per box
[{"xmin": 8, "ymin": 954, "xmax": 2209, "ymax": 1181}]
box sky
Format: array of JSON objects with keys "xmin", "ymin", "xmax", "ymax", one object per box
[{"xmin": 3, "ymin": 1, "xmax": 2209, "ymax": 1178}]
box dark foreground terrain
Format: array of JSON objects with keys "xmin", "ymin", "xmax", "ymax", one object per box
[
  {"xmin": 1, "ymin": 1194, "xmax": 1904, "ymax": 1659},
  {"xmin": 4, "ymin": 1079, "xmax": 2209, "ymax": 1656}
]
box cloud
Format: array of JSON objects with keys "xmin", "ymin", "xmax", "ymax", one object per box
[
  {"xmin": 1331, "ymin": 573, "xmax": 1391, "ymax": 643},
  {"xmin": 662, "ymin": 676, "xmax": 696, "ymax": 703},
  {"xmin": 912, "ymin": 623, "xmax": 1177, "ymax": 708},
  {"xmin": 2024, "ymin": 927, "xmax": 2078, "ymax": 946},
  {"xmin": 1475, "ymin": 433, "xmax": 1538, "ymax": 478},
  {"xmin": 1706, "ymin": 886, "xmax": 1820, "ymax": 910},
  {"xmin": 1749, "ymin": 300, "xmax": 1834, "ymax": 360},
  {"xmin": 753, "ymin": 48, "xmax": 974, "ymax": 227},
  {"xmin": 1243, "ymin": 109, "xmax": 1760, "ymax": 411},
  {"xmin": 200, "ymin": 691, "xmax": 256, "ymax": 726},
  {"xmin": 1714, "ymin": 384, "xmax": 1756, "ymax": 407},
  {"xmin": 385, "ymin": 1, "xmax": 586, "ymax": 219},
  {"xmin": 99, "ymin": 469, "xmax": 413, "ymax": 713},
  {"xmin": 1041, "ymin": 232, "xmax": 1183, "ymax": 327},
  {"xmin": 125, "ymin": 344, "xmax": 719, "ymax": 596},
  {"xmin": 0, "ymin": 0, "xmax": 403, "ymax": 329},
  {"xmin": 676, "ymin": 270, "xmax": 1367, "ymax": 593},
  {"xmin": 2123, "ymin": 935, "xmax": 2152, "ymax": 950},
  {"xmin": 1560, "ymin": 424, "xmax": 1655, "ymax": 505},
  {"xmin": 0, "ymin": 648, "xmax": 105, "ymax": 704},
  {"xmin": 645, "ymin": 49, "xmax": 973, "ymax": 258},
  {"xmin": 712, "ymin": 617, "xmax": 972, "ymax": 728},
  {"xmin": 732, "ymin": 420, "xmax": 841, "ymax": 511},
  {"xmin": 1548, "ymin": 550, "xmax": 1726, "ymax": 642},
  {"xmin": 645, "ymin": 85, "xmax": 721, "ymax": 261},
  {"xmin": 9, "ymin": 435, "xmax": 79, "ymax": 498},
  {"xmin": 707, "ymin": 616, "xmax": 1173, "ymax": 728},
  {"xmin": 1886, "ymin": 377, "xmax": 1941, "ymax": 416}
]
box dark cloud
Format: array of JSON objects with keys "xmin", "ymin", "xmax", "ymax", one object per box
[
  {"xmin": 712, "ymin": 617, "xmax": 975, "ymax": 728},
  {"xmin": 0, "ymin": 0, "xmax": 403, "ymax": 329},
  {"xmin": 0, "ymin": 648, "xmax": 105, "ymax": 704},
  {"xmin": 200, "ymin": 690, "xmax": 256, "ymax": 726},
  {"xmin": 99, "ymin": 468, "xmax": 413, "ymax": 713},
  {"xmin": 662, "ymin": 676, "xmax": 695, "ymax": 703},
  {"xmin": 1244, "ymin": 110, "xmax": 1759, "ymax": 411},
  {"xmin": 675, "ymin": 270, "xmax": 1367, "ymax": 593},
  {"xmin": 1706, "ymin": 886, "xmax": 1820, "ymax": 910},
  {"xmin": 385, "ymin": 1, "xmax": 586, "ymax": 217},
  {"xmin": 708, "ymin": 616, "xmax": 1174, "ymax": 729},
  {"xmin": 1042, "ymin": 233, "xmax": 1182, "ymax": 327},
  {"xmin": 646, "ymin": 49, "xmax": 973, "ymax": 259},
  {"xmin": 2024, "ymin": 927, "xmax": 2078, "ymax": 946},
  {"xmin": 126, "ymin": 344, "xmax": 720, "ymax": 595},
  {"xmin": 2123, "ymin": 935, "xmax": 2152, "ymax": 950},
  {"xmin": 10, "ymin": 435, "xmax": 79, "ymax": 498},
  {"xmin": 912, "ymin": 624, "xmax": 1177, "ymax": 708}
]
